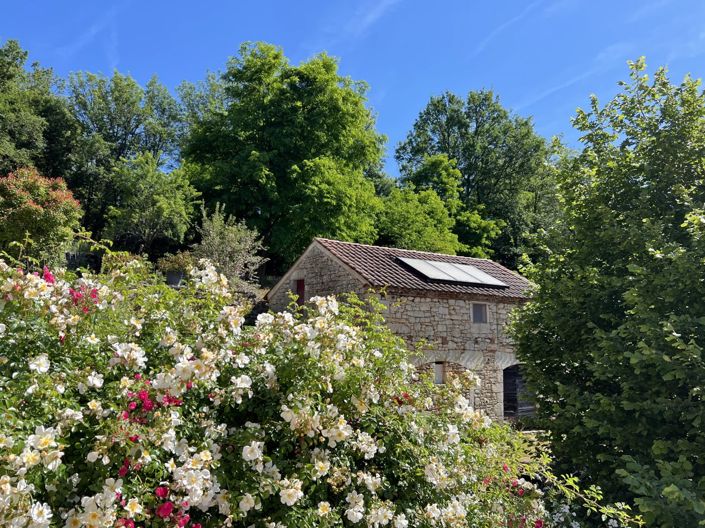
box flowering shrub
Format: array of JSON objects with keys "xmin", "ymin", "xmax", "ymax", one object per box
[
  {"xmin": 0, "ymin": 168, "xmax": 82, "ymax": 265},
  {"xmin": 0, "ymin": 256, "xmax": 638, "ymax": 527}
]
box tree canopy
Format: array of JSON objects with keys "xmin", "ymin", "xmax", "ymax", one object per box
[
  {"xmin": 104, "ymin": 153, "xmax": 199, "ymax": 253},
  {"xmin": 183, "ymin": 42, "xmax": 385, "ymax": 269},
  {"xmin": 66, "ymin": 71, "xmax": 184, "ymax": 236},
  {"xmin": 0, "ymin": 167, "xmax": 82, "ymax": 265},
  {"xmin": 375, "ymin": 187, "xmax": 462, "ymax": 255},
  {"xmin": 396, "ymin": 90, "xmax": 559, "ymax": 267},
  {"xmin": 513, "ymin": 59, "xmax": 705, "ymax": 526}
]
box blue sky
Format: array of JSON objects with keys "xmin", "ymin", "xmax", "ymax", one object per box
[{"xmin": 3, "ymin": 0, "xmax": 705, "ymax": 174}]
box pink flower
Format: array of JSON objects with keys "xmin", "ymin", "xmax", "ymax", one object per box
[
  {"xmin": 534, "ymin": 521, "xmax": 544, "ymax": 528},
  {"xmin": 42, "ymin": 266, "xmax": 55, "ymax": 284},
  {"xmin": 155, "ymin": 486, "xmax": 169, "ymax": 499},
  {"xmin": 176, "ymin": 513, "xmax": 190, "ymax": 527},
  {"xmin": 502, "ymin": 463, "xmax": 510, "ymax": 473},
  {"xmin": 118, "ymin": 519, "xmax": 135, "ymax": 528},
  {"xmin": 156, "ymin": 501, "xmax": 174, "ymax": 519}
]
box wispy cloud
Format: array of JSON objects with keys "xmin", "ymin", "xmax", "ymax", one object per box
[
  {"xmin": 300, "ymin": 0, "xmax": 402, "ymax": 57},
  {"xmin": 471, "ymin": 0, "xmax": 543, "ymax": 57},
  {"xmin": 626, "ymin": 0, "xmax": 672, "ymax": 23},
  {"xmin": 55, "ymin": 3, "xmax": 128, "ymax": 69},
  {"xmin": 345, "ymin": 0, "xmax": 403, "ymax": 39},
  {"xmin": 515, "ymin": 42, "xmax": 636, "ymax": 111}
]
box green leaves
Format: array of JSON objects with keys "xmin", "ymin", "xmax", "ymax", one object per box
[
  {"xmin": 184, "ymin": 43, "xmax": 385, "ymax": 270},
  {"xmin": 513, "ymin": 59, "xmax": 705, "ymax": 526}
]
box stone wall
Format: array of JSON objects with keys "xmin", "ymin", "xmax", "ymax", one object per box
[
  {"xmin": 267, "ymin": 243, "xmax": 524, "ymax": 419},
  {"xmin": 268, "ymin": 244, "xmax": 367, "ymax": 312},
  {"xmin": 382, "ymin": 293, "xmax": 522, "ymax": 419}
]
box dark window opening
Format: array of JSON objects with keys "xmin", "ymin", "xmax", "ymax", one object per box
[
  {"xmin": 295, "ymin": 279, "xmax": 305, "ymax": 305},
  {"xmin": 472, "ymin": 303, "xmax": 488, "ymax": 324},
  {"xmin": 503, "ymin": 364, "xmax": 534, "ymax": 419}
]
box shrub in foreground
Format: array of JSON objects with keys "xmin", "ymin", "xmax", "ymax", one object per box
[
  {"xmin": 0, "ymin": 167, "xmax": 82, "ymax": 265},
  {"xmin": 0, "ymin": 256, "xmax": 637, "ymax": 527}
]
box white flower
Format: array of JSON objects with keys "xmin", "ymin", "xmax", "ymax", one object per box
[
  {"xmin": 84, "ymin": 333, "xmax": 100, "ymax": 345},
  {"xmin": 242, "ymin": 441, "xmax": 264, "ymax": 462},
  {"xmin": 239, "ymin": 493, "xmax": 255, "ymax": 513},
  {"xmin": 232, "ymin": 374, "xmax": 252, "ymax": 389},
  {"xmin": 394, "ymin": 513, "xmax": 409, "ymax": 528},
  {"xmin": 279, "ymin": 479, "xmax": 303, "ymax": 506},
  {"xmin": 447, "ymin": 424, "xmax": 460, "ymax": 444},
  {"xmin": 124, "ymin": 498, "xmax": 142, "ymax": 516},
  {"xmin": 0, "ymin": 433, "xmax": 14, "ymax": 448},
  {"xmin": 29, "ymin": 354, "xmax": 50, "ymax": 373},
  {"xmin": 28, "ymin": 425, "xmax": 56, "ymax": 450},
  {"xmin": 317, "ymin": 501, "xmax": 331, "ymax": 515},
  {"xmin": 29, "ymin": 501, "xmax": 52, "ymax": 526},
  {"xmin": 255, "ymin": 313, "xmax": 274, "ymax": 327},
  {"xmin": 87, "ymin": 371, "xmax": 104, "ymax": 389}
]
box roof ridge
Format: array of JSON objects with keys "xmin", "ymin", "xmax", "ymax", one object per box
[{"xmin": 314, "ymin": 237, "xmax": 493, "ymax": 263}]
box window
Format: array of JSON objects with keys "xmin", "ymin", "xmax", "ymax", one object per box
[
  {"xmin": 433, "ymin": 362, "xmax": 447, "ymax": 385},
  {"xmin": 472, "ymin": 303, "xmax": 488, "ymax": 324},
  {"xmin": 295, "ymin": 279, "xmax": 305, "ymax": 306}
]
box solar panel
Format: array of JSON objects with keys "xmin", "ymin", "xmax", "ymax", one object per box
[{"xmin": 397, "ymin": 257, "xmax": 507, "ymax": 288}]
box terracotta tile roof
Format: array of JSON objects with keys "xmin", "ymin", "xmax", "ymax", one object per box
[{"xmin": 315, "ymin": 238, "xmax": 531, "ymax": 301}]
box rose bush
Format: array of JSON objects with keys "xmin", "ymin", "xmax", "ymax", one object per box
[{"xmin": 0, "ymin": 255, "xmax": 637, "ymax": 527}]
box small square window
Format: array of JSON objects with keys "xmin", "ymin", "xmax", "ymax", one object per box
[
  {"xmin": 433, "ymin": 362, "xmax": 446, "ymax": 385},
  {"xmin": 472, "ymin": 303, "xmax": 488, "ymax": 324}
]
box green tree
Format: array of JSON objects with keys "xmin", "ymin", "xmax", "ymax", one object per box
[
  {"xmin": 104, "ymin": 153, "xmax": 198, "ymax": 253},
  {"xmin": 513, "ymin": 59, "xmax": 705, "ymax": 526},
  {"xmin": 0, "ymin": 167, "xmax": 82, "ymax": 265},
  {"xmin": 191, "ymin": 203, "xmax": 267, "ymax": 293},
  {"xmin": 375, "ymin": 187, "xmax": 462, "ymax": 254},
  {"xmin": 396, "ymin": 90, "xmax": 557, "ymax": 267},
  {"xmin": 403, "ymin": 154, "xmax": 500, "ymax": 257},
  {"xmin": 67, "ymin": 71, "xmax": 184, "ymax": 235},
  {"xmin": 0, "ymin": 40, "xmax": 79, "ymax": 178},
  {"xmin": 183, "ymin": 42, "xmax": 385, "ymax": 269}
]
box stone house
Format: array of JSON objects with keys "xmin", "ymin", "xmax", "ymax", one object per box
[{"xmin": 266, "ymin": 238, "xmax": 532, "ymax": 420}]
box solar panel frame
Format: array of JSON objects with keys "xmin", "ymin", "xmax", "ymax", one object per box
[{"xmin": 397, "ymin": 257, "xmax": 508, "ymax": 288}]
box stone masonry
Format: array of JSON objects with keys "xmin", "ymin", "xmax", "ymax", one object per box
[{"xmin": 267, "ymin": 240, "xmax": 525, "ymax": 419}]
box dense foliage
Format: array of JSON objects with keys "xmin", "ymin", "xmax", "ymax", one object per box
[
  {"xmin": 0, "ymin": 256, "xmax": 635, "ymax": 528},
  {"xmin": 66, "ymin": 71, "xmax": 184, "ymax": 237},
  {"xmin": 0, "ymin": 40, "xmax": 78, "ymax": 179},
  {"xmin": 396, "ymin": 90, "xmax": 560, "ymax": 267},
  {"xmin": 105, "ymin": 153, "xmax": 199, "ymax": 253},
  {"xmin": 190, "ymin": 203, "xmax": 267, "ymax": 293},
  {"xmin": 0, "ymin": 167, "xmax": 82, "ymax": 264},
  {"xmin": 376, "ymin": 188, "xmax": 462, "ymax": 255},
  {"xmin": 513, "ymin": 59, "xmax": 705, "ymax": 526},
  {"xmin": 183, "ymin": 42, "xmax": 384, "ymax": 268}
]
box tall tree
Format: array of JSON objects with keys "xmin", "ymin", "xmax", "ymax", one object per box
[
  {"xmin": 182, "ymin": 42, "xmax": 385, "ymax": 269},
  {"xmin": 104, "ymin": 153, "xmax": 198, "ymax": 253},
  {"xmin": 403, "ymin": 154, "xmax": 500, "ymax": 257},
  {"xmin": 513, "ymin": 59, "xmax": 705, "ymax": 526},
  {"xmin": 375, "ymin": 187, "xmax": 462, "ymax": 254},
  {"xmin": 396, "ymin": 90, "xmax": 557, "ymax": 267},
  {"xmin": 66, "ymin": 71, "xmax": 184, "ymax": 236},
  {"xmin": 0, "ymin": 40, "xmax": 79, "ymax": 178}
]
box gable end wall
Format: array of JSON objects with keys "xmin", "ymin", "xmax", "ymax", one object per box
[{"xmin": 268, "ymin": 244, "xmax": 367, "ymax": 312}]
